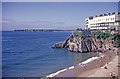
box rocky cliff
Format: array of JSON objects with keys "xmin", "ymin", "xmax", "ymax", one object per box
[{"xmin": 51, "ymin": 32, "xmax": 115, "ymax": 53}]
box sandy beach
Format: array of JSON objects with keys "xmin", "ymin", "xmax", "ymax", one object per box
[
  {"xmin": 47, "ymin": 49, "xmax": 119, "ymax": 78},
  {"xmin": 78, "ymin": 55, "xmax": 119, "ymax": 77}
]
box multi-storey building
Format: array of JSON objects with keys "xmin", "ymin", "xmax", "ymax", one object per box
[{"xmin": 85, "ymin": 12, "xmax": 120, "ymax": 30}]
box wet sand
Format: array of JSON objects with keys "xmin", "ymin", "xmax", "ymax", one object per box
[{"xmin": 52, "ymin": 50, "xmax": 119, "ymax": 77}]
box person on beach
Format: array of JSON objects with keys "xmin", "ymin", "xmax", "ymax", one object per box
[
  {"xmin": 110, "ymin": 71, "xmax": 116, "ymax": 78},
  {"xmin": 110, "ymin": 72, "xmax": 112, "ymax": 77},
  {"xmin": 112, "ymin": 71, "xmax": 116, "ymax": 78}
]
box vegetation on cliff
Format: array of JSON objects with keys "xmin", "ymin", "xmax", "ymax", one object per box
[
  {"xmin": 91, "ymin": 31, "xmax": 120, "ymax": 48},
  {"xmin": 52, "ymin": 30, "xmax": 120, "ymax": 53},
  {"xmin": 75, "ymin": 30, "xmax": 120, "ymax": 48}
]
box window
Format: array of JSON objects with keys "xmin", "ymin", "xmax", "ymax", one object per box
[{"xmin": 113, "ymin": 23, "xmax": 114, "ymax": 25}]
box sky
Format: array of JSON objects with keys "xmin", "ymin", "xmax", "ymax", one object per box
[{"xmin": 2, "ymin": 2, "xmax": 118, "ymax": 30}]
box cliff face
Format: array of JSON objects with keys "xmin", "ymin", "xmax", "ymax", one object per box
[{"xmin": 51, "ymin": 33, "xmax": 115, "ymax": 53}]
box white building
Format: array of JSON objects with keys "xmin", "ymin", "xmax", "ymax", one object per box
[{"xmin": 85, "ymin": 12, "xmax": 120, "ymax": 30}]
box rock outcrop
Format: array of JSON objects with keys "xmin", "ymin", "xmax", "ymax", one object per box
[{"xmin": 51, "ymin": 32, "xmax": 115, "ymax": 53}]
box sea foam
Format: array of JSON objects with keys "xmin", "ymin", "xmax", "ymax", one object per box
[
  {"xmin": 46, "ymin": 68, "xmax": 67, "ymax": 77},
  {"xmin": 81, "ymin": 57, "xmax": 99, "ymax": 64},
  {"xmin": 46, "ymin": 54, "xmax": 105, "ymax": 77}
]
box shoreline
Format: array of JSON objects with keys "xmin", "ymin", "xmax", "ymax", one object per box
[
  {"xmin": 46, "ymin": 54, "xmax": 100, "ymax": 77},
  {"xmin": 46, "ymin": 49, "xmax": 118, "ymax": 77}
]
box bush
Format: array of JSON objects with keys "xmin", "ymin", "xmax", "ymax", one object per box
[
  {"xmin": 94, "ymin": 31, "xmax": 120, "ymax": 47},
  {"xmin": 112, "ymin": 34, "xmax": 120, "ymax": 47},
  {"xmin": 96, "ymin": 32, "xmax": 110, "ymax": 39},
  {"xmin": 74, "ymin": 31, "xmax": 84, "ymax": 37}
]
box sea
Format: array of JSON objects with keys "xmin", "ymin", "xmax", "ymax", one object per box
[{"xmin": 2, "ymin": 31, "xmax": 97, "ymax": 77}]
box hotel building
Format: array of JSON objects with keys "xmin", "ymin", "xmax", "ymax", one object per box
[{"xmin": 85, "ymin": 12, "xmax": 120, "ymax": 30}]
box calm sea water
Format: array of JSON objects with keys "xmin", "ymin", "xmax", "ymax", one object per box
[{"xmin": 2, "ymin": 31, "xmax": 97, "ymax": 77}]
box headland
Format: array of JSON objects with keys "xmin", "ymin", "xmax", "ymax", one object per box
[{"xmin": 48, "ymin": 29, "xmax": 120, "ymax": 78}]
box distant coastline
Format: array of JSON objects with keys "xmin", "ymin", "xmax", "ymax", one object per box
[{"xmin": 14, "ymin": 29, "xmax": 75, "ymax": 32}]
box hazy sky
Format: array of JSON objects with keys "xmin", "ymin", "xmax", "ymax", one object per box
[{"xmin": 2, "ymin": 2, "xmax": 118, "ymax": 30}]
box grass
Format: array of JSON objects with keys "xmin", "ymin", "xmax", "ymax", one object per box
[
  {"xmin": 73, "ymin": 31, "xmax": 84, "ymax": 37},
  {"xmin": 74, "ymin": 30, "xmax": 120, "ymax": 48}
]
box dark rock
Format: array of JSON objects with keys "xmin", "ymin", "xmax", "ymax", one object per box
[
  {"xmin": 104, "ymin": 66, "xmax": 107, "ymax": 69},
  {"xmin": 51, "ymin": 33, "xmax": 115, "ymax": 53}
]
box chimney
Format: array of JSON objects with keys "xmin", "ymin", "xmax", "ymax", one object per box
[
  {"xmin": 104, "ymin": 14, "xmax": 107, "ymax": 16},
  {"xmin": 118, "ymin": 12, "xmax": 120, "ymax": 15},
  {"xmin": 108, "ymin": 13, "xmax": 111, "ymax": 15},
  {"xmin": 89, "ymin": 16, "xmax": 93, "ymax": 20},
  {"xmin": 100, "ymin": 14, "xmax": 103, "ymax": 16},
  {"xmin": 112, "ymin": 12, "xmax": 115, "ymax": 15}
]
